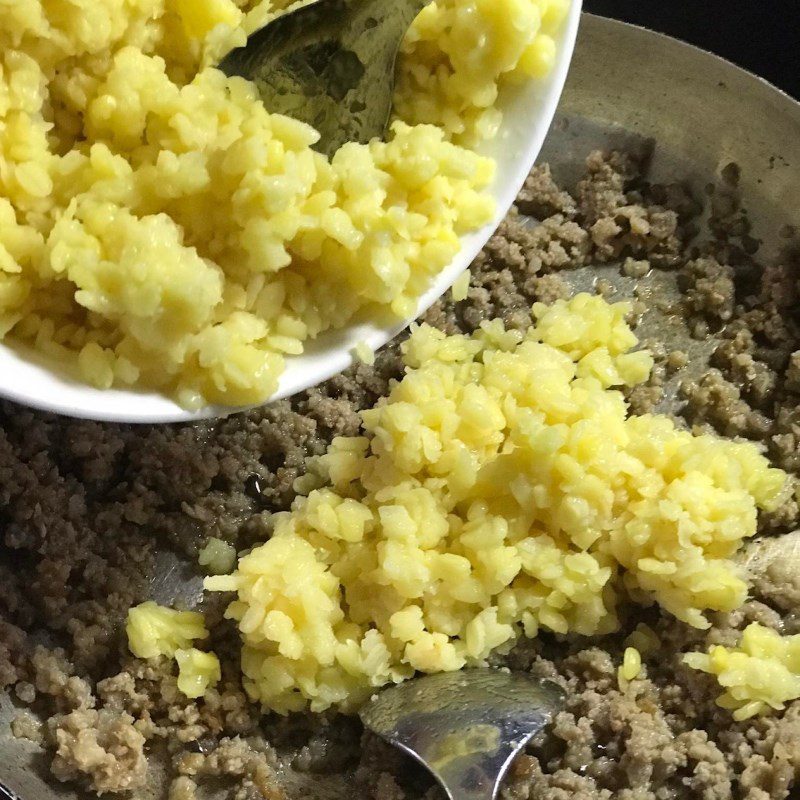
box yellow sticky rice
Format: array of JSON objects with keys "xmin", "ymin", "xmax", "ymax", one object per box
[
  {"xmin": 126, "ymin": 601, "xmax": 208, "ymax": 659},
  {"xmin": 199, "ymin": 536, "xmax": 238, "ymax": 575},
  {"xmin": 0, "ymin": 0, "xmax": 567, "ymax": 408},
  {"xmin": 205, "ymin": 295, "xmax": 786, "ymax": 713},
  {"xmin": 617, "ymin": 646, "xmax": 642, "ymax": 688},
  {"xmin": 685, "ymin": 624, "xmax": 800, "ymax": 721},
  {"xmin": 127, "ymin": 603, "xmax": 221, "ymax": 699},
  {"xmin": 175, "ymin": 648, "xmax": 222, "ymax": 699}
]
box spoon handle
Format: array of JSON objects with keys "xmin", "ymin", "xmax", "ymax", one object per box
[
  {"xmin": 436, "ymin": 761, "xmax": 510, "ymax": 800},
  {"xmin": 0, "ymin": 783, "xmax": 21, "ymax": 800},
  {"xmin": 445, "ymin": 789, "xmax": 496, "ymax": 800},
  {"xmin": 436, "ymin": 767, "xmax": 500, "ymax": 800}
]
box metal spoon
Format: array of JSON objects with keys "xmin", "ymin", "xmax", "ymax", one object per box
[
  {"xmin": 219, "ymin": 0, "xmax": 430, "ymax": 159},
  {"xmin": 360, "ymin": 670, "xmax": 565, "ymax": 800}
]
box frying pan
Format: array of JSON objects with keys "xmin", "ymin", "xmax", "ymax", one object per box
[{"xmin": 2, "ymin": 12, "xmax": 800, "ymax": 800}]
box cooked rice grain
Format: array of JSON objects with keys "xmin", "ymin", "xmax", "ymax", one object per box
[
  {"xmin": 685, "ymin": 623, "xmax": 800, "ymax": 721},
  {"xmin": 206, "ymin": 294, "xmax": 785, "ymax": 713},
  {"xmin": 0, "ymin": 0, "xmax": 564, "ymax": 407}
]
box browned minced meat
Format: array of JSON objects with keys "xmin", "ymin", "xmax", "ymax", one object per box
[
  {"xmin": 2, "ymin": 149, "xmax": 800, "ymax": 800},
  {"xmin": 49, "ymin": 709, "xmax": 147, "ymax": 794}
]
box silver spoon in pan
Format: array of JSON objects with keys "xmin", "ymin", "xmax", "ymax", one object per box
[
  {"xmin": 361, "ymin": 670, "xmax": 565, "ymax": 800},
  {"xmin": 357, "ymin": 530, "xmax": 800, "ymax": 800}
]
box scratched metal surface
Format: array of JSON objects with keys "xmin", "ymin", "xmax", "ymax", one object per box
[{"xmin": 2, "ymin": 13, "xmax": 800, "ymax": 800}]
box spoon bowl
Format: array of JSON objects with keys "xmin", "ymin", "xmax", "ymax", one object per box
[
  {"xmin": 0, "ymin": 1, "xmax": 582, "ymax": 422},
  {"xmin": 219, "ymin": 0, "xmax": 431, "ymax": 159},
  {"xmin": 360, "ymin": 670, "xmax": 565, "ymax": 800}
]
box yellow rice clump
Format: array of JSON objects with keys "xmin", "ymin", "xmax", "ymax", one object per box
[
  {"xmin": 685, "ymin": 623, "xmax": 800, "ymax": 721},
  {"xmin": 199, "ymin": 537, "xmax": 238, "ymax": 575},
  {"xmin": 126, "ymin": 601, "xmax": 208, "ymax": 660},
  {"xmin": 618, "ymin": 646, "xmax": 642, "ymax": 688},
  {"xmin": 175, "ymin": 648, "xmax": 222, "ymax": 699},
  {"xmin": 352, "ymin": 341, "xmax": 376, "ymax": 366},
  {"xmin": 206, "ymin": 295, "xmax": 786, "ymax": 713},
  {"xmin": 451, "ymin": 270, "xmax": 471, "ymax": 302},
  {"xmin": 0, "ymin": 0, "xmax": 564, "ymax": 408},
  {"xmin": 395, "ymin": 0, "xmax": 571, "ymax": 143}
]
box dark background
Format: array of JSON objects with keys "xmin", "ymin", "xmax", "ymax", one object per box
[{"xmin": 583, "ymin": 1, "xmax": 800, "ymax": 99}]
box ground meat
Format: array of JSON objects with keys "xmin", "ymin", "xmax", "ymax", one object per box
[
  {"xmin": 681, "ymin": 257, "xmax": 736, "ymax": 328},
  {"xmin": 48, "ymin": 709, "xmax": 147, "ymax": 794},
  {"xmin": 681, "ymin": 369, "xmax": 773, "ymax": 439},
  {"xmin": 622, "ymin": 257, "xmax": 650, "ymax": 279},
  {"xmin": 523, "ymin": 215, "xmax": 592, "ymax": 273},
  {"xmin": 174, "ymin": 737, "xmax": 285, "ymax": 800},
  {"xmin": 517, "ymin": 164, "xmax": 578, "ymax": 220},
  {"xmin": 169, "ymin": 776, "xmax": 198, "ymax": 800},
  {"xmin": 11, "ymin": 711, "xmax": 43, "ymax": 745},
  {"xmin": 3, "ymin": 148, "xmax": 800, "ymax": 800},
  {"xmin": 784, "ymin": 352, "xmax": 800, "ymax": 394},
  {"xmin": 574, "ymin": 148, "xmax": 686, "ymax": 268}
]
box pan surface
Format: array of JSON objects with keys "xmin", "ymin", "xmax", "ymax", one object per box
[{"xmin": 2, "ymin": 13, "xmax": 800, "ymax": 800}]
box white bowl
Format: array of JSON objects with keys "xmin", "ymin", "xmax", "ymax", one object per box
[{"xmin": 0, "ymin": 3, "xmax": 582, "ymax": 423}]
